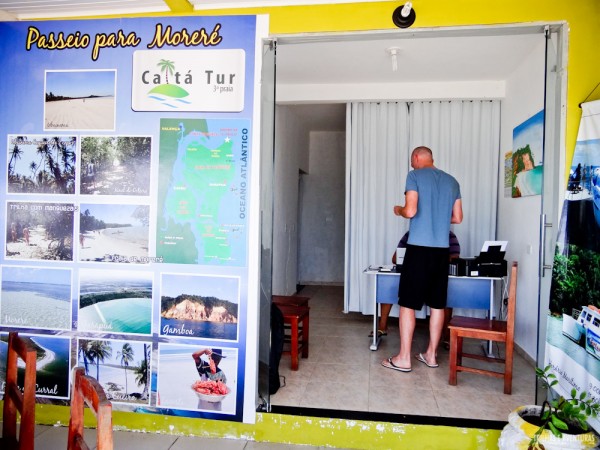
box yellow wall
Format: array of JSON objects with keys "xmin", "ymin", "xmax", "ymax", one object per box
[{"xmin": 19, "ymin": 1, "xmax": 600, "ymax": 447}]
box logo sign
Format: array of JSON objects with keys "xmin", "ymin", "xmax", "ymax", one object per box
[{"xmin": 132, "ymin": 49, "xmax": 245, "ymax": 112}]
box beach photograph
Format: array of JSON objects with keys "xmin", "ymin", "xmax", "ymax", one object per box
[
  {"xmin": 79, "ymin": 203, "xmax": 149, "ymax": 264},
  {"xmin": 156, "ymin": 343, "xmax": 237, "ymax": 414},
  {"xmin": 159, "ymin": 273, "xmax": 239, "ymax": 341},
  {"xmin": 77, "ymin": 338, "xmax": 151, "ymax": 405},
  {"xmin": 5, "ymin": 201, "xmax": 74, "ymax": 261},
  {"xmin": 44, "ymin": 70, "xmax": 116, "ymax": 131},
  {"xmin": 0, "ymin": 333, "xmax": 71, "ymax": 399},
  {"xmin": 1, "ymin": 265, "xmax": 72, "ymax": 330},
  {"xmin": 7, "ymin": 135, "xmax": 77, "ymax": 194},
  {"xmin": 80, "ymin": 135, "xmax": 152, "ymax": 196},
  {"xmin": 78, "ymin": 268, "xmax": 153, "ymax": 335}
]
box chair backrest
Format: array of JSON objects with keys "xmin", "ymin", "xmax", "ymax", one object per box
[
  {"xmin": 68, "ymin": 367, "xmax": 113, "ymax": 450},
  {"xmin": 2, "ymin": 331, "xmax": 37, "ymax": 450},
  {"xmin": 505, "ymin": 261, "xmax": 518, "ymax": 339}
]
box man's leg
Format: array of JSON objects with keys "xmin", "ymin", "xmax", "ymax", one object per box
[
  {"xmin": 379, "ymin": 303, "xmax": 392, "ymax": 332},
  {"xmin": 393, "ymin": 306, "xmax": 416, "ymax": 368},
  {"xmin": 422, "ymin": 307, "xmax": 445, "ymax": 365}
]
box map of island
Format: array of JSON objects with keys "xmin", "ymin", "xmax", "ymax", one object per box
[{"xmin": 157, "ymin": 118, "xmax": 250, "ymax": 265}]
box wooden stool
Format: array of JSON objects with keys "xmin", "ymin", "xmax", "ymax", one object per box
[
  {"xmin": 272, "ymin": 295, "xmax": 310, "ymax": 308},
  {"xmin": 277, "ymin": 304, "xmax": 310, "ymax": 370}
]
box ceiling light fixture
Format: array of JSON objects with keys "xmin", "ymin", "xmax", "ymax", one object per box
[
  {"xmin": 387, "ymin": 47, "xmax": 401, "ymax": 72},
  {"xmin": 392, "ymin": 2, "xmax": 416, "ymax": 28}
]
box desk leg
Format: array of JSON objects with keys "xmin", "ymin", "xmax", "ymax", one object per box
[
  {"xmin": 483, "ymin": 279, "xmax": 496, "ymax": 358},
  {"xmin": 370, "ymin": 281, "xmax": 380, "ymax": 351}
]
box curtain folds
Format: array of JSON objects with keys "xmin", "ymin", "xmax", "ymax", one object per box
[{"xmin": 345, "ymin": 100, "xmax": 501, "ymax": 315}]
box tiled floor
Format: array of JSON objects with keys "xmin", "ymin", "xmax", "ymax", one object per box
[
  {"xmin": 270, "ymin": 285, "xmax": 536, "ymax": 421},
  {"xmin": 11, "ymin": 285, "xmax": 536, "ymax": 449}
]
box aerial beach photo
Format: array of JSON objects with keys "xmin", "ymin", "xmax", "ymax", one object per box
[
  {"xmin": 7, "ymin": 135, "xmax": 77, "ymax": 194},
  {"xmin": 44, "ymin": 70, "xmax": 116, "ymax": 131},
  {"xmin": 78, "ymin": 268, "xmax": 153, "ymax": 335},
  {"xmin": 77, "ymin": 338, "xmax": 151, "ymax": 405},
  {"xmin": 0, "ymin": 333, "xmax": 71, "ymax": 399},
  {"xmin": 79, "ymin": 203, "xmax": 150, "ymax": 264},
  {"xmin": 5, "ymin": 201, "xmax": 74, "ymax": 261},
  {"xmin": 160, "ymin": 273, "xmax": 239, "ymax": 340},
  {"xmin": 1, "ymin": 265, "xmax": 72, "ymax": 330},
  {"xmin": 80, "ymin": 135, "xmax": 152, "ymax": 196}
]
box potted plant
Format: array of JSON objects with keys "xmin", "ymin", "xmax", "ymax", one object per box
[{"xmin": 498, "ymin": 365, "xmax": 600, "ymax": 450}]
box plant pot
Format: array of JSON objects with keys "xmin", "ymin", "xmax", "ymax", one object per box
[{"xmin": 498, "ymin": 405, "xmax": 600, "ymax": 449}]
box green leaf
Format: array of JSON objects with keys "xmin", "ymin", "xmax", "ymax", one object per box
[
  {"xmin": 571, "ymin": 388, "xmax": 577, "ymax": 398},
  {"xmin": 579, "ymin": 391, "xmax": 587, "ymax": 400},
  {"xmin": 548, "ymin": 421, "xmax": 563, "ymax": 438},
  {"xmin": 551, "ymin": 415, "xmax": 569, "ymax": 431}
]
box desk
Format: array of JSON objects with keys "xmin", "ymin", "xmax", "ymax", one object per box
[{"xmin": 364, "ymin": 269, "xmax": 503, "ymax": 351}]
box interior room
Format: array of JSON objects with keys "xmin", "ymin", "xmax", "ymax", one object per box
[{"xmin": 266, "ymin": 24, "xmax": 563, "ymax": 421}]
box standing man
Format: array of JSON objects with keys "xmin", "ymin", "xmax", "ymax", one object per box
[{"xmin": 382, "ymin": 146, "xmax": 462, "ymax": 372}]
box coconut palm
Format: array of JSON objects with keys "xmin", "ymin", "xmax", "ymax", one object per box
[
  {"xmin": 87, "ymin": 340, "xmax": 112, "ymax": 381},
  {"xmin": 78, "ymin": 340, "xmax": 91, "ymax": 375},
  {"xmin": 133, "ymin": 344, "xmax": 150, "ymax": 399},
  {"xmin": 8, "ymin": 143, "xmax": 23, "ymax": 177},
  {"xmin": 117, "ymin": 343, "xmax": 134, "ymax": 395},
  {"xmin": 157, "ymin": 59, "xmax": 175, "ymax": 84}
]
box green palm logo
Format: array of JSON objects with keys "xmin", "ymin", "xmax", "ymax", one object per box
[{"xmin": 148, "ymin": 59, "xmax": 190, "ymax": 101}]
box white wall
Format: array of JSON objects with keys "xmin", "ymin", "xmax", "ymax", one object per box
[
  {"xmin": 497, "ymin": 38, "xmax": 547, "ymax": 359},
  {"xmin": 272, "ymin": 105, "xmax": 310, "ymax": 295},
  {"xmin": 297, "ymin": 131, "xmax": 345, "ymax": 284}
]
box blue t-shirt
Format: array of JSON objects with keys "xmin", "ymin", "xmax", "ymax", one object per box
[{"xmin": 404, "ymin": 167, "xmax": 461, "ymax": 248}]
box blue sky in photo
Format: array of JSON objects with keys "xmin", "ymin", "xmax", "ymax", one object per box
[
  {"xmin": 2, "ymin": 265, "xmax": 71, "ymax": 285},
  {"xmin": 45, "ymin": 70, "xmax": 115, "ymax": 98},
  {"xmin": 161, "ymin": 274, "xmax": 239, "ymax": 303}
]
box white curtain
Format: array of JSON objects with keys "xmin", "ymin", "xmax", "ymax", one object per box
[{"xmin": 345, "ymin": 100, "xmax": 501, "ymax": 314}]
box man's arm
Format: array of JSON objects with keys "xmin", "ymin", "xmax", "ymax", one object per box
[
  {"xmin": 394, "ymin": 191, "xmax": 418, "ymax": 218},
  {"xmin": 451, "ymin": 198, "xmax": 463, "ymax": 224}
]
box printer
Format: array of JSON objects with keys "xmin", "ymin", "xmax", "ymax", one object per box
[{"xmin": 476, "ymin": 241, "xmax": 508, "ymax": 277}]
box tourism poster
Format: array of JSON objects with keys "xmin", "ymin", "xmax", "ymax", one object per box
[
  {"xmin": 0, "ymin": 15, "xmax": 264, "ymax": 423},
  {"xmin": 546, "ymin": 99, "xmax": 600, "ymax": 431},
  {"xmin": 512, "ymin": 110, "xmax": 544, "ymax": 197}
]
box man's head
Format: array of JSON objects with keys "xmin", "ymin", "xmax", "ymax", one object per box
[
  {"xmin": 411, "ymin": 146, "xmax": 434, "ymax": 169},
  {"xmin": 211, "ymin": 349, "xmax": 223, "ymax": 364}
]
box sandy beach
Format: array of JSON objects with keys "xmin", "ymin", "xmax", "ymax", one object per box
[
  {"xmin": 79, "ymin": 227, "xmax": 149, "ymax": 263},
  {"xmin": 1, "ymin": 290, "xmax": 71, "ymax": 330},
  {"xmin": 15, "ymin": 338, "xmax": 56, "ymax": 371},
  {"xmin": 45, "ymin": 97, "xmax": 115, "ymax": 130},
  {"xmin": 86, "ymin": 363, "xmax": 149, "ymax": 404},
  {"xmin": 5, "ymin": 225, "xmax": 72, "ymax": 261}
]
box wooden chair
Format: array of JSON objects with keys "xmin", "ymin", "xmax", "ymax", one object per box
[
  {"xmin": 68, "ymin": 367, "xmax": 113, "ymax": 450},
  {"xmin": 448, "ymin": 261, "xmax": 518, "ymax": 394},
  {"xmin": 1, "ymin": 332, "xmax": 37, "ymax": 450}
]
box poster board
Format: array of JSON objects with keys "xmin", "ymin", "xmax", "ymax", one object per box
[
  {"xmin": 0, "ymin": 15, "xmax": 267, "ymax": 424},
  {"xmin": 546, "ymin": 99, "xmax": 600, "ymax": 431}
]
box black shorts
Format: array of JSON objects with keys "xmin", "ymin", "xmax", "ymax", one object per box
[{"xmin": 398, "ymin": 244, "xmax": 450, "ymax": 310}]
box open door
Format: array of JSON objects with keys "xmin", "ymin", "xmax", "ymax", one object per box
[
  {"xmin": 257, "ymin": 38, "xmax": 276, "ymax": 411},
  {"xmin": 537, "ymin": 24, "xmax": 567, "ymax": 399}
]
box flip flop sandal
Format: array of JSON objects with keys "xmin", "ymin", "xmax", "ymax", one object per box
[
  {"xmin": 368, "ymin": 329, "xmax": 387, "ymax": 338},
  {"xmin": 416, "ymin": 353, "xmax": 439, "ymax": 368},
  {"xmin": 382, "ymin": 357, "xmax": 411, "ymax": 372}
]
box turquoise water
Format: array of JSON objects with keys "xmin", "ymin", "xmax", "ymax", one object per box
[{"xmin": 79, "ymin": 297, "xmax": 152, "ymax": 334}]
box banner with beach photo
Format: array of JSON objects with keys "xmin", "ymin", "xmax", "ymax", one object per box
[
  {"xmin": 0, "ymin": 16, "xmax": 266, "ymax": 423},
  {"xmin": 546, "ymin": 99, "xmax": 600, "ymax": 431}
]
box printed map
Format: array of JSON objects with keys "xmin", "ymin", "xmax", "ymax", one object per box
[{"xmin": 157, "ymin": 118, "xmax": 250, "ymax": 265}]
